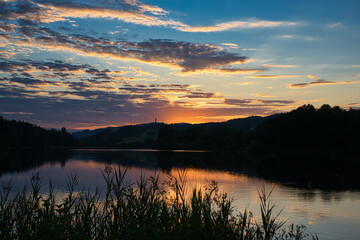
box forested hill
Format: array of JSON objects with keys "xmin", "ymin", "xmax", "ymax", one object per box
[
  {"xmin": 251, "ymin": 104, "xmax": 360, "ymax": 185},
  {"xmin": 160, "ymin": 104, "xmax": 358, "ymax": 149},
  {"xmin": 0, "ymin": 116, "xmax": 75, "ymax": 148},
  {"xmin": 154, "ymin": 104, "xmax": 360, "ymax": 184},
  {"xmin": 255, "ymin": 104, "xmax": 360, "ymax": 150},
  {"xmin": 72, "ymin": 116, "xmax": 269, "ymax": 148},
  {"xmin": 73, "ymin": 105, "xmax": 360, "ymax": 153}
]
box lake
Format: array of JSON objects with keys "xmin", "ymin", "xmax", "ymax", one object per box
[{"xmin": 1, "ymin": 149, "xmax": 360, "ymax": 240}]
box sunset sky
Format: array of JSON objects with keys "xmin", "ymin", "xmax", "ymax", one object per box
[{"xmin": 0, "ymin": 0, "xmax": 359, "ymax": 130}]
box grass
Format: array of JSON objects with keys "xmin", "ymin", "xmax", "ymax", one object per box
[{"xmin": 0, "ymin": 167, "xmax": 318, "ymax": 240}]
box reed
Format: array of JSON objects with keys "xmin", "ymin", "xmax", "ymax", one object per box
[{"xmin": 0, "ymin": 167, "xmax": 318, "ymax": 240}]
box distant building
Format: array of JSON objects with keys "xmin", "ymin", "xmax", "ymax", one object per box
[{"xmin": 155, "ymin": 117, "xmax": 157, "ymax": 123}]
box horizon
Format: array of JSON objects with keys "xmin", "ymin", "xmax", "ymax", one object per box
[
  {"xmin": 1, "ymin": 109, "xmax": 265, "ymax": 132},
  {"xmin": 0, "ymin": 0, "xmax": 359, "ymax": 129},
  {"xmin": 2, "ymin": 103, "xmax": 353, "ymax": 133}
]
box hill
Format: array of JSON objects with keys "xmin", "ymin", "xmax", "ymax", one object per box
[
  {"xmin": 75, "ymin": 123, "xmax": 165, "ymax": 147},
  {"xmin": 250, "ymin": 104, "xmax": 360, "ymax": 184},
  {"xmin": 72, "ymin": 116, "xmax": 269, "ymax": 148}
]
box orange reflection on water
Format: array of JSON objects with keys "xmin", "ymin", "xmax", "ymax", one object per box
[{"xmin": 167, "ymin": 168, "xmax": 249, "ymax": 184}]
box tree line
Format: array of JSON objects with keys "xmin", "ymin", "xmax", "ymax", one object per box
[{"xmin": 0, "ymin": 116, "xmax": 75, "ymax": 149}]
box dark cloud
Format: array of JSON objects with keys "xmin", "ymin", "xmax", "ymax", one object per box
[
  {"xmin": 0, "ymin": 61, "xmax": 20, "ymax": 72},
  {"xmin": 0, "ymin": 59, "xmax": 121, "ymax": 81},
  {"xmin": 0, "ymin": 32, "xmax": 12, "ymax": 39},
  {"xmin": 0, "ymin": 0, "xmax": 47, "ymax": 22},
  {"xmin": 286, "ymin": 75, "xmax": 358, "ymax": 89},
  {"xmin": 289, "ymin": 79, "xmax": 334, "ymax": 88},
  {"xmin": 0, "ymin": 61, "xmax": 32, "ymax": 72},
  {"xmin": 35, "ymin": 35, "xmax": 56, "ymax": 43},
  {"xmin": 224, "ymin": 98, "xmax": 295, "ymax": 107},
  {"xmin": 131, "ymin": 39, "xmax": 248, "ymax": 72},
  {"xmin": 7, "ymin": 76, "xmax": 45, "ymax": 86},
  {"xmin": 17, "ymin": 26, "xmax": 46, "ymax": 36},
  {"xmin": 1, "ymin": 21, "xmax": 251, "ymax": 72},
  {"xmin": 17, "ymin": 19, "xmax": 37, "ymax": 26},
  {"xmin": 184, "ymin": 92, "xmax": 216, "ymax": 99},
  {"xmin": 0, "ymin": 59, "xmax": 87, "ymax": 74},
  {"xmin": 70, "ymin": 34, "xmax": 112, "ymax": 45},
  {"xmin": 149, "ymin": 84, "xmax": 191, "ymax": 88},
  {"xmin": 0, "ymin": 0, "xmax": 262, "ymax": 73},
  {"xmin": 224, "ymin": 99, "xmax": 253, "ymax": 105},
  {"xmin": 0, "ymin": 22, "xmax": 15, "ymax": 32},
  {"xmin": 261, "ymin": 100, "xmax": 295, "ymax": 104}
]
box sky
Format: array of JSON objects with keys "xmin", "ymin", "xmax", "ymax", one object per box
[{"xmin": 0, "ymin": 0, "xmax": 359, "ymax": 130}]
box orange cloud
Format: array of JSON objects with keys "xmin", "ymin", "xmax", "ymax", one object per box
[
  {"xmin": 38, "ymin": 3, "xmax": 180, "ymax": 28},
  {"xmin": 250, "ymin": 75, "xmax": 298, "ymax": 78},
  {"xmin": 251, "ymin": 93, "xmax": 276, "ymax": 98}
]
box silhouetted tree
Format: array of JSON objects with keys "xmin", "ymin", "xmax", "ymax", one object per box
[{"xmin": 0, "ymin": 116, "xmax": 76, "ymax": 149}]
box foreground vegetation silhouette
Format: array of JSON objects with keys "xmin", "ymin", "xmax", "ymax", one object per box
[{"xmin": 0, "ymin": 168, "xmax": 317, "ymax": 240}]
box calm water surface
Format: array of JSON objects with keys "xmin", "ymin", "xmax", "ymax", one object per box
[{"xmin": 1, "ymin": 149, "xmax": 359, "ymax": 240}]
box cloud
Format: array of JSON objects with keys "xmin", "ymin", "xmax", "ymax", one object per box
[
  {"xmin": 0, "ymin": 0, "xmax": 302, "ymax": 128},
  {"xmin": 221, "ymin": 43, "xmax": 239, "ymax": 49},
  {"xmin": 36, "ymin": 1, "xmax": 178, "ymax": 27},
  {"xmin": 0, "ymin": 79, "xmax": 295, "ymax": 128},
  {"xmin": 276, "ymin": 35, "xmax": 317, "ymax": 41},
  {"xmin": 176, "ymin": 20, "xmax": 297, "ymax": 33},
  {"xmin": 250, "ymin": 75, "xmax": 298, "ymax": 79},
  {"xmin": 1, "ymin": 25, "xmax": 254, "ymax": 72},
  {"xmin": 0, "ymin": 22, "xmax": 16, "ymax": 32},
  {"xmin": 0, "ymin": 59, "xmax": 124, "ymax": 79},
  {"xmin": 262, "ymin": 64, "xmax": 296, "ymax": 68},
  {"xmin": 0, "ymin": 0, "xmax": 298, "ymax": 33},
  {"xmin": 289, "ymin": 75, "xmax": 360, "ymax": 88},
  {"xmin": 224, "ymin": 98, "xmax": 295, "ymax": 107},
  {"xmin": 251, "ymin": 93, "xmax": 275, "ymax": 98},
  {"xmin": 0, "ymin": 111, "xmax": 34, "ymax": 115},
  {"xmin": 345, "ymin": 102, "xmax": 360, "ymax": 106},
  {"xmin": 344, "ymin": 103, "xmax": 360, "ymax": 109},
  {"xmin": 0, "ymin": 58, "xmax": 297, "ymax": 128},
  {"xmin": 327, "ymin": 22, "xmax": 343, "ymax": 29},
  {"xmin": 178, "ymin": 67, "xmax": 266, "ymax": 75},
  {"xmin": 236, "ymin": 82, "xmax": 253, "ymax": 86},
  {"xmin": 241, "ymin": 48, "xmax": 256, "ymax": 51},
  {"xmin": 0, "ymin": 0, "xmax": 67, "ymax": 23},
  {"xmin": 0, "ymin": 59, "xmax": 218, "ymax": 104},
  {"xmin": 183, "ymin": 92, "xmax": 217, "ymax": 99}
]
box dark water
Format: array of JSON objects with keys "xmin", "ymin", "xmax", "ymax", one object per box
[{"xmin": 1, "ymin": 149, "xmax": 359, "ymax": 240}]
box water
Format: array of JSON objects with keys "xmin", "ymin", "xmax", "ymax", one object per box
[{"xmin": 1, "ymin": 149, "xmax": 359, "ymax": 240}]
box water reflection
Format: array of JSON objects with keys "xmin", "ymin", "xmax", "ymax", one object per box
[
  {"xmin": 1, "ymin": 149, "xmax": 360, "ymax": 240},
  {"xmin": 0, "ymin": 148, "xmax": 72, "ymax": 176}
]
